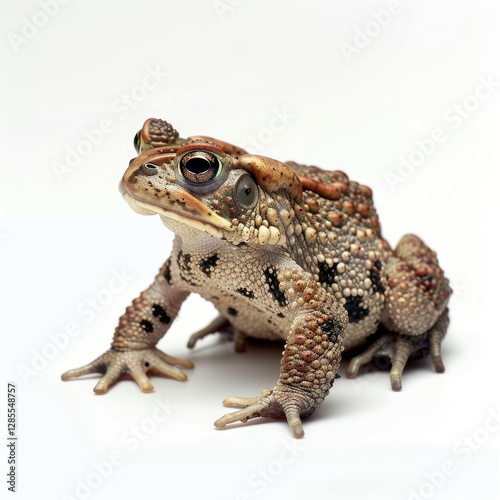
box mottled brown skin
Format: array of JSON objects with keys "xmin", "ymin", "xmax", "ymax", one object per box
[{"xmin": 62, "ymin": 118, "xmax": 452, "ymax": 438}]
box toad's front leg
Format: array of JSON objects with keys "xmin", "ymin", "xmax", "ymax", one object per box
[
  {"xmin": 214, "ymin": 280, "xmax": 348, "ymax": 438},
  {"xmin": 62, "ymin": 260, "xmax": 192, "ymax": 393}
]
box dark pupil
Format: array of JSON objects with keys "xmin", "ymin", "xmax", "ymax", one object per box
[
  {"xmin": 244, "ymin": 187, "xmax": 252, "ymax": 196},
  {"xmin": 185, "ymin": 156, "xmax": 211, "ymax": 175},
  {"xmin": 180, "ymin": 152, "xmax": 219, "ymax": 183}
]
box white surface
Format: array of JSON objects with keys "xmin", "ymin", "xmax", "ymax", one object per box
[{"xmin": 1, "ymin": 1, "xmax": 499, "ymax": 499}]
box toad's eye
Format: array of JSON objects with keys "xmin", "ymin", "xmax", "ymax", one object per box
[
  {"xmin": 133, "ymin": 130, "xmax": 141, "ymax": 153},
  {"xmin": 179, "ymin": 151, "xmax": 222, "ymax": 184},
  {"xmin": 234, "ymin": 174, "xmax": 258, "ymax": 209}
]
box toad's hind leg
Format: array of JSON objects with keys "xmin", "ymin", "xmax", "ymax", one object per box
[{"xmin": 346, "ymin": 234, "xmax": 452, "ymax": 390}]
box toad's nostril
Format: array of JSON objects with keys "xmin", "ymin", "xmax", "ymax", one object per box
[{"xmin": 140, "ymin": 163, "xmax": 158, "ymax": 176}]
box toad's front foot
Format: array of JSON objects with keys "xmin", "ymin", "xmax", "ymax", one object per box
[
  {"xmin": 214, "ymin": 386, "xmax": 319, "ymax": 439},
  {"xmin": 61, "ymin": 347, "xmax": 194, "ymax": 394}
]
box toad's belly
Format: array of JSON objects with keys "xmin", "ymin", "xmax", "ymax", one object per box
[{"xmin": 211, "ymin": 297, "xmax": 381, "ymax": 348}]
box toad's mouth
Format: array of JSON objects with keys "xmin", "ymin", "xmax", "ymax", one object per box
[{"xmin": 121, "ymin": 189, "xmax": 234, "ymax": 239}]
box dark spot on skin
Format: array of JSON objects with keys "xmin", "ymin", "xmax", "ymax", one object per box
[
  {"xmin": 177, "ymin": 250, "xmax": 192, "ymax": 273},
  {"xmin": 140, "ymin": 319, "xmax": 154, "ymax": 333},
  {"xmin": 369, "ymin": 260, "xmax": 385, "ymax": 294},
  {"xmin": 152, "ymin": 304, "xmax": 170, "ymax": 324},
  {"xmin": 199, "ymin": 254, "xmax": 219, "ymax": 277},
  {"xmin": 417, "ymin": 273, "xmax": 435, "ymax": 292},
  {"xmin": 318, "ymin": 261, "xmax": 338, "ymax": 285},
  {"xmin": 163, "ymin": 258, "xmax": 173, "ymax": 285},
  {"xmin": 181, "ymin": 275, "xmax": 198, "ymax": 287},
  {"xmin": 227, "ymin": 307, "xmax": 238, "ymax": 316},
  {"xmin": 343, "ymin": 296, "xmax": 369, "ymax": 323},
  {"xmin": 264, "ymin": 267, "xmax": 288, "ymax": 307},
  {"xmin": 144, "ymin": 362, "xmax": 150, "ymax": 367},
  {"xmin": 177, "ymin": 250, "xmax": 198, "ymax": 286},
  {"xmin": 277, "ymin": 312, "xmax": 285, "ymax": 318},
  {"xmin": 236, "ymin": 287, "xmax": 255, "ymax": 299},
  {"xmin": 320, "ymin": 319, "xmax": 342, "ymax": 343}
]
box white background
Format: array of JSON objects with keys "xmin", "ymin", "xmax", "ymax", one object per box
[{"xmin": 1, "ymin": 1, "xmax": 499, "ymax": 499}]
